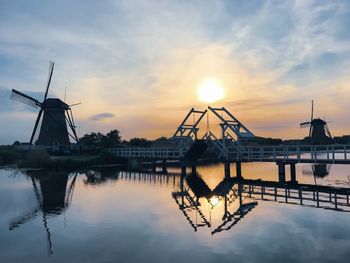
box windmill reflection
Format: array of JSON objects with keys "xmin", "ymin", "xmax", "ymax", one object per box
[
  {"xmin": 303, "ymin": 164, "xmax": 331, "ymax": 178},
  {"xmin": 9, "ymin": 171, "xmax": 77, "ymax": 255},
  {"xmin": 173, "ymin": 168, "xmax": 350, "ymax": 235}
]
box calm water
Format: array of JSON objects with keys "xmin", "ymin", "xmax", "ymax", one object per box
[{"xmin": 1, "ymin": 163, "xmax": 350, "ymax": 263}]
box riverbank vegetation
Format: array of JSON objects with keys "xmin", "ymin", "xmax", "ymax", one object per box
[
  {"xmin": 3, "ymin": 127, "xmax": 350, "ymax": 169},
  {"xmin": 0, "ymin": 129, "xmax": 170, "ymax": 169}
]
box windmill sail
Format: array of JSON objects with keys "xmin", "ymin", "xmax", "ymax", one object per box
[
  {"xmin": 10, "ymin": 89, "xmax": 42, "ymax": 108},
  {"xmin": 300, "ymin": 121, "xmax": 311, "ymax": 128},
  {"xmin": 44, "ymin": 61, "xmax": 54, "ymax": 100}
]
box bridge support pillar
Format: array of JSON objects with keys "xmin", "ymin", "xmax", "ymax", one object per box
[
  {"xmin": 290, "ymin": 163, "xmax": 296, "ymax": 183},
  {"xmin": 224, "ymin": 161, "xmax": 231, "ymax": 179},
  {"xmin": 162, "ymin": 160, "xmax": 167, "ymax": 174},
  {"xmin": 191, "ymin": 165, "xmax": 197, "ymax": 176},
  {"xmin": 152, "ymin": 159, "xmax": 157, "ymax": 173},
  {"xmin": 236, "ymin": 162, "xmax": 242, "ymax": 179},
  {"xmin": 181, "ymin": 165, "xmax": 186, "ymax": 176},
  {"xmin": 278, "ymin": 163, "xmax": 286, "ymax": 184}
]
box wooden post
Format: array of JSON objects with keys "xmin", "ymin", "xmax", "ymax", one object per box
[
  {"xmin": 224, "ymin": 161, "xmax": 231, "ymax": 179},
  {"xmin": 162, "ymin": 159, "xmax": 167, "ymax": 174},
  {"xmin": 236, "ymin": 161, "xmax": 242, "ymax": 179},
  {"xmin": 152, "ymin": 159, "xmax": 156, "ymax": 173},
  {"xmin": 274, "ymin": 187, "xmax": 277, "ymax": 201},
  {"xmin": 290, "ymin": 163, "xmax": 296, "ymax": 183},
  {"xmin": 181, "ymin": 164, "xmax": 186, "ymax": 177},
  {"xmin": 285, "ymin": 187, "xmax": 288, "ymax": 203},
  {"xmin": 345, "ymin": 146, "xmax": 347, "ymax": 160},
  {"xmin": 278, "ymin": 163, "xmax": 286, "ymax": 184},
  {"xmin": 191, "ymin": 165, "xmax": 197, "ymax": 176}
]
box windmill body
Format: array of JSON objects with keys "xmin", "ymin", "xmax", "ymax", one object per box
[
  {"xmin": 10, "ymin": 61, "xmax": 79, "ymax": 145},
  {"xmin": 309, "ymin": 118, "xmax": 332, "ymax": 145},
  {"xmin": 37, "ymin": 98, "xmax": 70, "ymax": 145}
]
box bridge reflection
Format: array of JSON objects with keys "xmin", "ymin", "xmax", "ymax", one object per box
[
  {"xmin": 84, "ymin": 166, "xmax": 350, "ymax": 234},
  {"xmin": 172, "ymin": 169, "xmax": 350, "ymax": 234}
]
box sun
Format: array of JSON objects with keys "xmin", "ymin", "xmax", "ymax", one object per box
[{"xmin": 197, "ymin": 79, "xmax": 224, "ymax": 103}]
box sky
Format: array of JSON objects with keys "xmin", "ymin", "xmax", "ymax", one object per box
[{"xmin": 0, "ymin": 0, "xmax": 350, "ymax": 144}]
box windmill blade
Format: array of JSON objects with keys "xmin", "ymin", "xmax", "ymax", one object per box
[
  {"xmin": 65, "ymin": 173, "xmax": 78, "ymax": 207},
  {"xmin": 43, "ymin": 61, "xmax": 55, "ymax": 101},
  {"xmin": 10, "ymin": 89, "xmax": 42, "ymax": 109},
  {"xmin": 30, "ymin": 110, "xmax": 43, "ymax": 144},
  {"xmin": 9, "ymin": 208, "xmax": 40, "ymax": 230},
  {"xmin": 300, "ymin": 121, "xmax": 311, "ymax": 128},
  {"xmin": 69, "ymin": 102, "xmax": 82, "ymax": 107},
  {"xmin": 9, "ymin": 177, "xmax": 42, "ymax": 230},
  {"xmin": 325, "ymin": 124, "xmax": 332, "ymax": 139},
  {"xmin": 65, "ymin": 109, "xmax": 79, "ymax": 142},
  {"xmin": 309, "ymin": 125, "xmax": 312, "ymax": 141},
  {"xmin": 310, "ymin": 100, "xmax": 314, "ymax": 122}
]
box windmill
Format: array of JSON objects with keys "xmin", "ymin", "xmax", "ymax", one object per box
[
  {"xmin": 300, "ymin": 100, "xmax": 332, "ymax": 145},
  {"xmin": 10, "ymin": 61, "xmax": 79, "ymax": 145}
]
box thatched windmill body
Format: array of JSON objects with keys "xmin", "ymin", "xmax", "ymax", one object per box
[{"xmin": 10, "ymin": 61, "xmax": 78, "ymax": 145}]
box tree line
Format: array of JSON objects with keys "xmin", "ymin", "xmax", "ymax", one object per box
[{"xmin": 79, "ymin": 129, "xmax": 170, "ymax": 149}]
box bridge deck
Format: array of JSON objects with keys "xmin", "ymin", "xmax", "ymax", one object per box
[{"xmin": 111, "ymin": 144, "xmax": 350, "ymax": 164}]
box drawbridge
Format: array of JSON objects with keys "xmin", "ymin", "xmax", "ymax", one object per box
[{"xmin": 111, "ymin": 106, "xmax": 350, "ymax": 164}]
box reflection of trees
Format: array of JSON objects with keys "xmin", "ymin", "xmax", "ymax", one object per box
[
  {"xmin": 83, "ymin": 169, "xmax": 120, "ymax": 185},
  {"xmin": 83, "ymin": 168, "xmax": 183, "ymax": 188},
  {"xmin": 9, "ymin": 171, "xmax": 77, "ymax": 255}
]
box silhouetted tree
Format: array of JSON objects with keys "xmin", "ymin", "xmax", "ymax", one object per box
[
  {"xmin": 128, "ymin": 137, "xmax": 153, "ymax": 147},
  {"xmin": 102, "ymin": 129, "xmax": 121, "ymax": 148},
  {"xmin": 79, "ymin": 129, "xmax": 121, "ymax": 149}
]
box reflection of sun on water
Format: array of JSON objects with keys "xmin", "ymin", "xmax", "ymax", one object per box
[
  {"xmin": 197, "ymin": 79, "xmax": 224, "ymax": 103},
  {"xmin": 208, "ymin": 195, "xmax": 220, "ymax": 207}
]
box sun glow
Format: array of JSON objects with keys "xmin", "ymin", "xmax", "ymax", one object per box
[
  {"xmin": 208, "ymin": 195, "xmax": 220, "ymax": 207},
  {"xmin": 197, "ymin": 79, "xmax": 224, "ymax": 103}
]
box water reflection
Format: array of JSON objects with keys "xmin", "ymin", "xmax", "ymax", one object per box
[
  {"xmin": 4, "ymin": 164, "xmax": 350, "ymax": 261},
  {"xmin": 303, "ymin": 164, "xmax": 331, "ymax": 178},
  {"xmin": 9, "ymin": 171, "xmax": 77, "ymax": 255},
  {"xmin": 173, "ymin": 167, "xmax": 350, "ymax": 235}
]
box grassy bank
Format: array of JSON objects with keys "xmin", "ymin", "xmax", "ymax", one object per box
[
  {"xmin": 0, "ymin": 147, "xmax": 126, "ymax": 169},
  {"xmin": 0, "ymin": 146, "xmax": 23, "ymax": 166}
]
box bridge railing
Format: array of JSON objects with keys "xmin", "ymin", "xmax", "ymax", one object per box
[
  {"xmin": 233, "ymin": 144, "xmax": 350, "ymax": 163},
  {"xmin": 240, "ymin": 181, "xmax": 350, "ymax": 212},
  {"xmin": 110, "ymin": 147, "xmax": 184, "ymax": 159},
  {"xmin": 15, "ymin": 144, "xmax": 79, "ymax": 152}
]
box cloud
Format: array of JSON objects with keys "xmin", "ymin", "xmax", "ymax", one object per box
[
  {"xmin": 90, "ymin": 113, "xmax": 115, "ymax": 121},
  {"xmin": 0, "ymin": 0, "xmax": 350, "ymax": 143}
]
